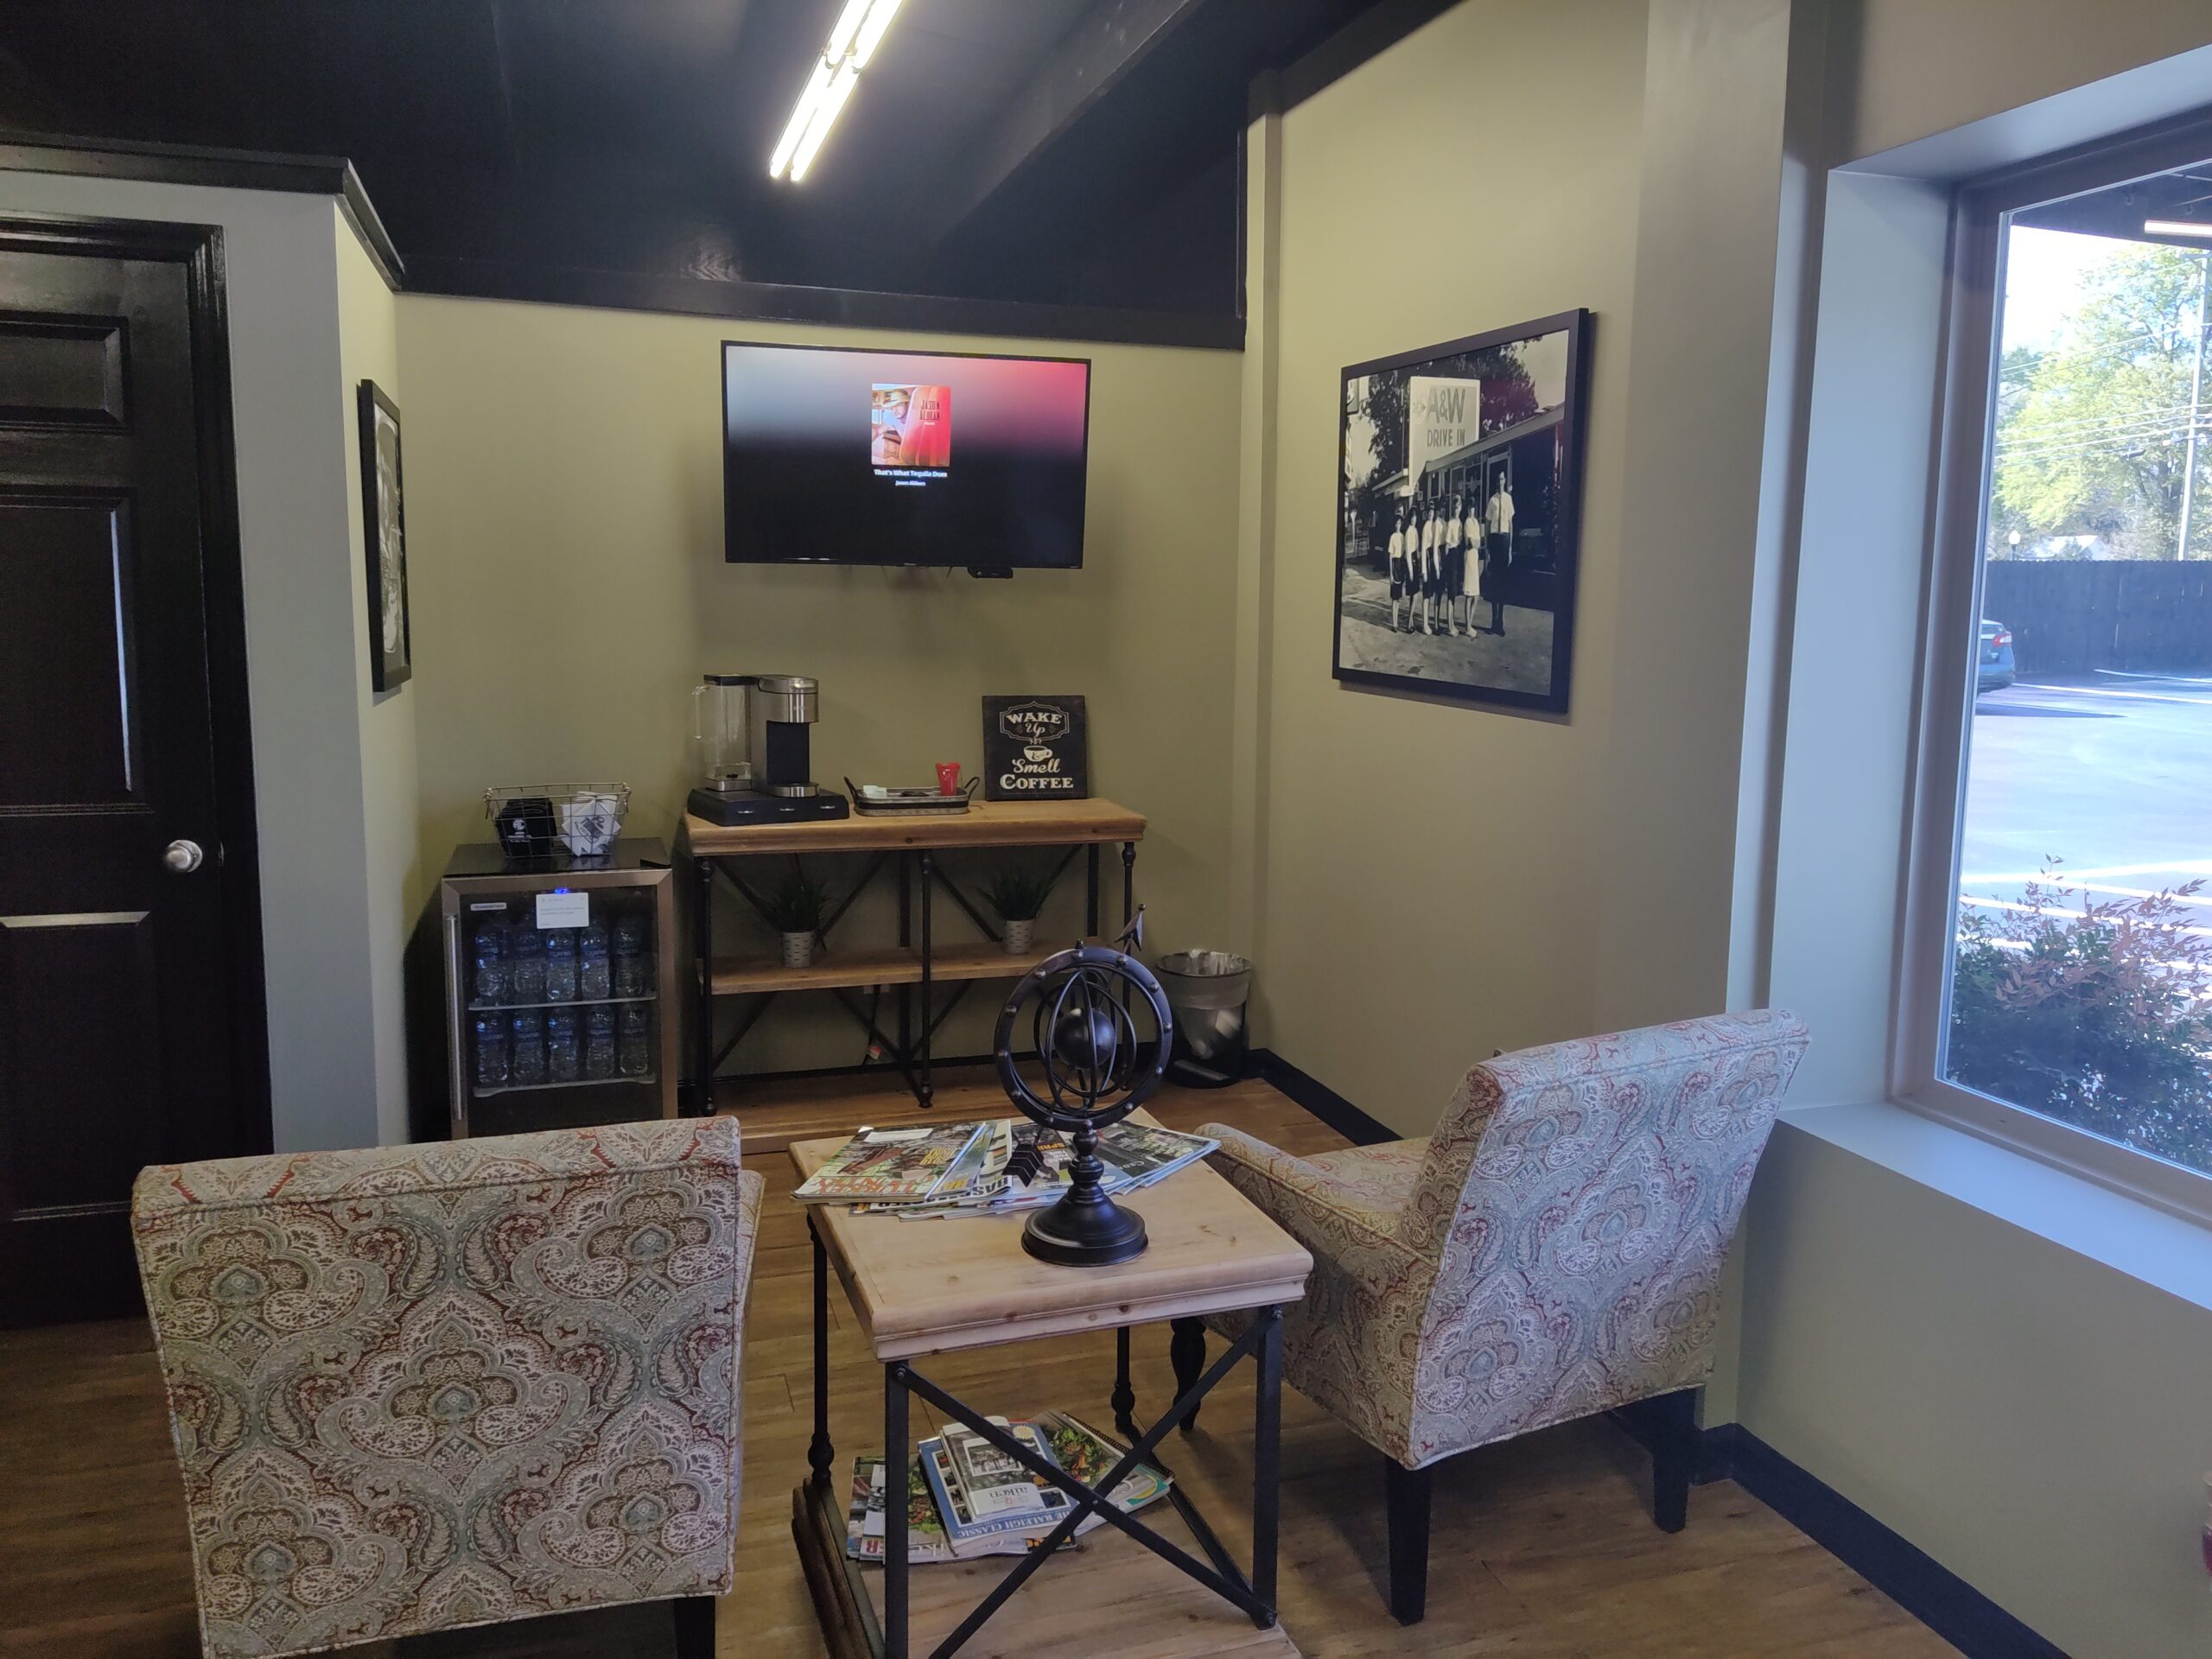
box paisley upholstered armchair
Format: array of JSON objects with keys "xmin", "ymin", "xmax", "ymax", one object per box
[
  {"xmin": 1185, "ymin": 1011, "xmax": 1808, "ymax": 1624},
  {"xmin": 130, "ymin": 1116, "xmax": 761, "ymax": 1659}
]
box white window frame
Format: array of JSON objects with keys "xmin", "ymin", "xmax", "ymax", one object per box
[{"xmin": 1894, "ymin": 111, "xmax": 2212, "ymax": 1229}]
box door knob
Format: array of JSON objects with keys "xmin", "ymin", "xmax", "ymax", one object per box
[{"xmin": 162, "ymin": 838, "xmax": 205, "ymax": 874}]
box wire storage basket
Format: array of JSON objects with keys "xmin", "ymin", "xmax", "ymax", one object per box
[{"xmin": 484, "ymin": 783, "xmax": 631, "ymax": 861}]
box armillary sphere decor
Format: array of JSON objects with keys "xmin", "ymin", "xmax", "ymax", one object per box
[{"xmin": 993, "ymin": 908, "xmax": 1173, "ymax": 1267}]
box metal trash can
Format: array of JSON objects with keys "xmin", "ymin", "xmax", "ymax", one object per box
[{"xmin": 1155, "ymin": 950, "xmax": 1253, "ymax": 1089}]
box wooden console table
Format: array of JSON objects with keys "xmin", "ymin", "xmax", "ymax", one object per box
[
  {"xmin": 680, "ymin": 798, "xmax": 1145, "ymax": 1109},
  {"xmin": 788, "ymin": 1112, "xmax": 1310, "ymax": 1659}
]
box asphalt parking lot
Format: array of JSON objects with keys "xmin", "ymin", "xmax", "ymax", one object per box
[{"xmin": 1961, "ymin": 673, "xmax": 2212, "ymax": 914}]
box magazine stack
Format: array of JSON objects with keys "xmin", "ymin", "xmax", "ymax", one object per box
[
  {"xmin": 844, "ymin": 1412, "xmax": 1173, "ymax": 1565},
  {"xmin": 791, "ymin": 1117, "xmax": 1218, "ymax": 1218}
]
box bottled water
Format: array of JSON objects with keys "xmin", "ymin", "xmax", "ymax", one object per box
[
  {"xmin": 509, "ymin": 926, "xmax": 548, "ymax": 1002},
  {"xmin": 546, "ymin": 1008, "xmax": 580, "ymax": 1082},
  {"xmin": 510, "ymin": 1009, "xmax": 546, "ymax": 1084},
  {"xmin": 543, "ymin": 928, "xmax": 578, "ymax": 1002},
  {"xmin": 585, "ymin": 1005, "xmax": 616, "ymax": 1079},
  {"xmin": 471, "ymin": 921, "xmax": 509, "ymax": 1005},
  {"xmin": 473, "ymin": 1014, "xmax": 510, "ymax": 1089},
  {"xmin": 578, "ymin": 924, "xmax": 612, "ymax": 999},
  {"xmin": 613, "ymin": 912, "xmax": 651, "ymax": 998},
  {"xmin": 618, "ymin": 1004, "xmax": 652, "ymax": 1077}
]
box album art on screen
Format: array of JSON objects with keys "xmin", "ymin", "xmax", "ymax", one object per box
[
  {"xmin": 871, "ymin": 383, "xmax": 950, "ymax": 474},
  {"xmin": 1332, "ymin": 309, "xmax": 1592, "ymax": 714},
  {"xmin": 723, "ymin": 341, "xmax": 1090, "ymax": 568}
]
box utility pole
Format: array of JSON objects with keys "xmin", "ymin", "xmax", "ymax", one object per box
[{"xmin": 2178, "ymin": 250, "xmax": 2210, "ymax": 559}]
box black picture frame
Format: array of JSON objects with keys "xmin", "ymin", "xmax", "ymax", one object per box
[
  {"xmin": 357, "ymin": 378, "xmax": 411, "ymax": 692},
  {"xmin": 1331, "ymin": 308, "xmax": 1592, "ymax": 714}
]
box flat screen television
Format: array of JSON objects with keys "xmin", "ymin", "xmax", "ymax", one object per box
[{"xmin": 721, "ymin": 340, "xmax": 1091, "ymax": 569}]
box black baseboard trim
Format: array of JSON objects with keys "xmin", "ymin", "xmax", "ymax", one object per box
[
  {"xmin": 1700, "ymin": 1424, "xmax": 2067, "ymax": 1658},
  {"xmin": 1243, "ymin": 1048, "xmax": 1397, "ymax": 1146}
]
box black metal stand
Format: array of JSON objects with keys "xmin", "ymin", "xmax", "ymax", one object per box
[
  {"xmin": 809, "ymin": 1235, "xmax": 1283, "ymax": 1659},
  {"xmin": 687, "ymin": 836, "xmax": 1137, "ymax": 1112},
  {"xmin": 1018, "ymin": 1122, "xmax": 1148, "ymax": 1266}
]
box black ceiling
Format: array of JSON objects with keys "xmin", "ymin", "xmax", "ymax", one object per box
[{"xmin": 0, "ymin": 0, "xmax": 1442, "ymax": 338}]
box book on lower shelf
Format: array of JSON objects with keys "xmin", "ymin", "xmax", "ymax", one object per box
[{"xmin": 842, "ymin": 1412, "xmax": 1172, "ymax": 1567}]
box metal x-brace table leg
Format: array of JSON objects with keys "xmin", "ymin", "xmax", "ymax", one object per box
[{"xmin": 880, "ymin": 1306, "xmax": 1285, "ymax": 1659}]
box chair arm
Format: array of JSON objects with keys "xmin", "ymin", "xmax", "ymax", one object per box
[{"xmin": 1199, "ymin": 1124, "xmax": 1423, "ymax": 1284}]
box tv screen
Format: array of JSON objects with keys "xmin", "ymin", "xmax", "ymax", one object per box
[{"xmin": 721, "ymin": 341, "xmax": 1091, "ymax": 569}]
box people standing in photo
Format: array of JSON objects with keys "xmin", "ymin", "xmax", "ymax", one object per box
[
  {"xmin": 1442, "ymin": 492, "xmax": 1465, "ymax": 636},
  {"xmin": 1483, "ymin": 472, "xmax": 1516, "ymax": 636},
  {"xmin": 1387, "ymin": 500, "xmax": 1409, "ymax": 632},
  {"xmin": 1420, "ymin": 496, "xmax": 1440, "ymax": 634},
  {"xmin": 1460, "ymin": 487, "xmax": 1484, "ymax": 635}
]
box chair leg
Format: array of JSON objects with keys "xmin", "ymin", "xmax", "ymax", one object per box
[
  {"xmin": 672, "ymin": 1594, "xmax": 716, "ymax": 1659},
  {"xmin": 1383, "ymin": 1457, "xmax": 1432, "ymax": 1625},
  {"xmin": 1649, "ymin": 1387, "xmax": 1699, "ymax": 1534},
  {"xmin": 1169, "ymin": 1317, "xmax": 1206, "ymax": 1430}
]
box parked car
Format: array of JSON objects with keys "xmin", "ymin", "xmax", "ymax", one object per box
[{"xmin": 1978, "ymin": 618, "xmax": 2015, "ymax": 691}]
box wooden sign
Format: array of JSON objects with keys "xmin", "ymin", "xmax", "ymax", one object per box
[{"xmin": 982, "ymin": 696, "xmax": 1089, "ymax": 801}]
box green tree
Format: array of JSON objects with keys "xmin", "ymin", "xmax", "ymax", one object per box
[{"xmin": 1992, "ymin": 244, "xmax": 2211, "ymax": 561}]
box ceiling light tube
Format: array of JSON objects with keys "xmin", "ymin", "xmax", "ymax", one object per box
[
  {"xmin": 769, "ymin": 0, "xmax": 901, "ymax": 182},
  {"xmin": 769, "ymin": 57, "xmax": 834, "ymax": 178},
  {"xmin": 852, "ymin": 0, "xmax": 904, "ymax": 69},
  {"xmin": 788, "ymin": 59, "xmax": 861, "ymax": 182},
  {"xmin": 2144, "ymin": 219, "xmax": 2212, "ymax": 239},
  {"xmin": 824, "ymin": 0, "xmax": 872, "ymax": 60}
]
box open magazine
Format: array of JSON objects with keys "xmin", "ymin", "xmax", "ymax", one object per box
[
  {"xmin": 885, "ymin": 1121, "xmax": 1218, "ymax": 1219},
  {"xmin": 793, "ymin": 1121, "xmax": 988, "ymax": 1204}
]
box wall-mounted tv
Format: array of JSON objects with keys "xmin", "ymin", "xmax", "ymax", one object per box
[{"xmin": 721, "ymin": 340, "xmax": 1090, "ymax": 570}]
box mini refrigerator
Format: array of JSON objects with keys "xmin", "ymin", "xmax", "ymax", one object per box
[{"xmin": 437, "ymin": 839, "xmax": 678, "ymax": 1137}]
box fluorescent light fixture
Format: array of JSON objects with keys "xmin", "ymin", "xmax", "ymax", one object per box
[
  {"xmin": 768, "ymin": 57, "xmax": 835, "ymax": 179},
  {"xmin": 789, "ymin": 60, "xmax": 861, "ymax": 182},
  {"xmin": 2144, "ymin": 218, "xmax": 2212, "ymax": 238},
  {"xmin": 824, "ymin": 0, "xmax": 871, "ymax": 59},
  {"xmin": 768, "ymin": 0, "xmax": 903, "ymax": 182},
  {"xmin": 853, "ymin": 0, "xmax": 903, "ymax": 68}
]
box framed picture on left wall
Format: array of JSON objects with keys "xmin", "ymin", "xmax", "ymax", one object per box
[{"xmin": 358, "ymin": 378, "xmax": 411, "ymax": 691}]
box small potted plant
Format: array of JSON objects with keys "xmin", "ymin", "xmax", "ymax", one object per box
[
  {"xmin": 984, "ymin": 867, "xmax": 1053, "ymax": 957},
  {"xmin": 762, "ymin": 868, "xmax": 830, "ymax": 969}
]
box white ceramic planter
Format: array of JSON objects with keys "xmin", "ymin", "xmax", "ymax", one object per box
[
  {"xmin": 782, "ymin": 931, "xmax": 817, "ymax": 969},
  {"xmin": 1002, "ymin": 917, "xmax": 1036, "ymax": 956}
]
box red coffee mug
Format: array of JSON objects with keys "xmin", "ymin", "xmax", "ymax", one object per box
[{"xmin": 935, "ymin": 761, "xmax": 961, "ymax": 797}]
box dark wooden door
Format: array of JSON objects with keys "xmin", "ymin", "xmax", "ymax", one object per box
[{"xmin": 0, "ymin": 217, "xmax": 266, "ymax": 1326}]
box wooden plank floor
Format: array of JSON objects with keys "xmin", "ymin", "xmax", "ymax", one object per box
[{"xmin": 0, "ymin": 1069, "xmax": 1955, "ymax": 1659}]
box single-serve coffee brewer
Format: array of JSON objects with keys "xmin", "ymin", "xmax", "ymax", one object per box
[{"xmin": 687, "ymin": 673, "xmax": 850, "ymax": 827}]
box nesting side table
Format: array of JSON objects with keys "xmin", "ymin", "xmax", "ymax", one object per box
[{"xmin": 788, "ymin": 1112, "xmax": 1313, "ymax": 1659}]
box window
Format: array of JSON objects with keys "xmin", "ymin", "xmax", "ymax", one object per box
[{"xmin": 1911, "ymin": 124, "xmax": 2212, "ymax": 1212}]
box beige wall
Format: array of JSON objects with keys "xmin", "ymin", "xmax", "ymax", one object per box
[
  {"xmin": 1839, "ymin": 0, "xmax": 2212, "ymax": 162},
  {"xmin": 1239, "ymin": 0, "xmax": 1648, "ymax": 1136},
  {"xmin": 393, "ymin": 296, "xmax": 1243, "ymax": 1070},
  {"xmin": 1734, "ymin": 10, "xmax": 2212, "ymax": 1655},
  {"xmin": 334, "ymin": 214, "xmax": 419, "ymax": 1145}
]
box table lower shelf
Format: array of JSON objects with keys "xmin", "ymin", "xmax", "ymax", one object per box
[
  {"xmin": 791, "ymin": 1479, "xmax": 1300, "ymax": 1659},
  {"xmin": 710, "ymin": 938, "xmax": 1096, "ymax": 997}
]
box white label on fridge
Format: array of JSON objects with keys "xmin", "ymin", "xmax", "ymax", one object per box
[{"xmin": 536, "ymin": 889, "xmax": 589, "ymax": 928}]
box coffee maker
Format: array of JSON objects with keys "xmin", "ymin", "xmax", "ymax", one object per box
[{"xmin": 687, "ymin": 673, "xmax": 849, "ymax": 827}]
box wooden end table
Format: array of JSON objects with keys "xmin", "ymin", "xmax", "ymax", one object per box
[{"xmin": 788, "ymin": 1113, "xmax": 1313, "ymax": 1659}]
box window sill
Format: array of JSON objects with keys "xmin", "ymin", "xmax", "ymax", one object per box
[{"xmin": 1775, "ymin": 1098, "xmax": 2212, "ymax": 1314}]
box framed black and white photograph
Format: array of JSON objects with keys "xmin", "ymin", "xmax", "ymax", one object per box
[
  {"xmin": 1332, "ymin": 309, "xmax": 1591, "ymax": 713},
  {"xmin": 357, "ymin": 378, "xmax": 411, "ymax": 692}
]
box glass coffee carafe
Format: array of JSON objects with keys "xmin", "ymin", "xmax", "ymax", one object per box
[{"xmin": 692, "ymin": 674, "xmax": 753, "ymax": 796}]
